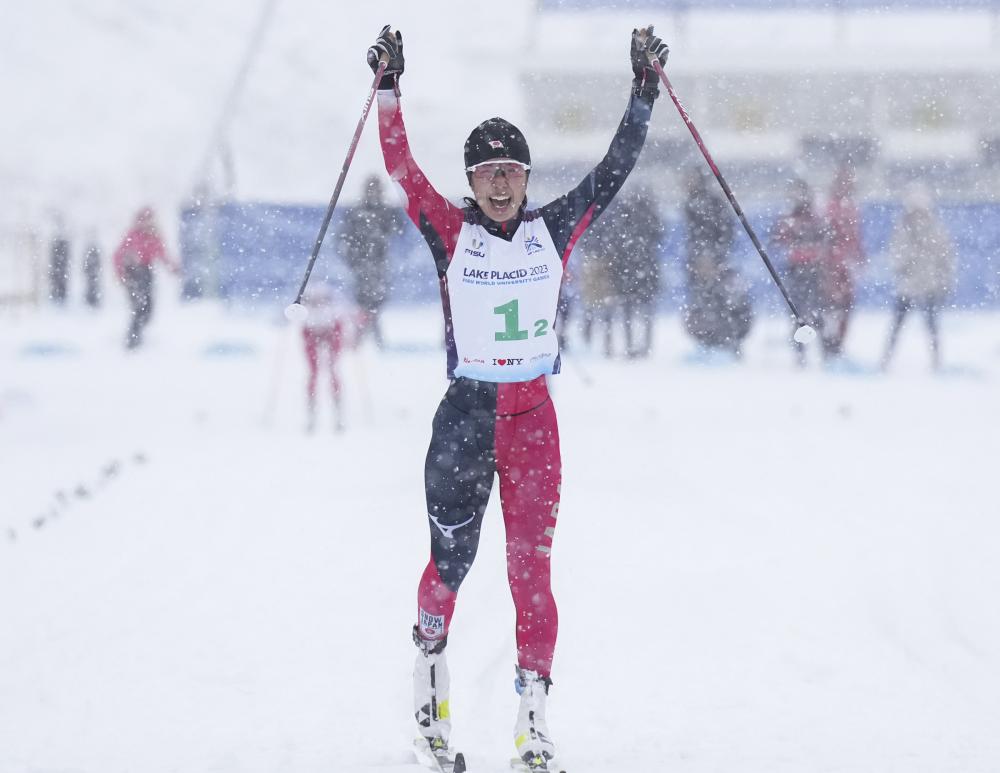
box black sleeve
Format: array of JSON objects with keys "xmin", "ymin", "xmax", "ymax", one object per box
[
  {"xmin": 341, "ymin": 209, "xmax": 361, "ymax": 265},
  {"xmin": 539, "ymin": 91, "xmax": 655, "ymax": 262}
]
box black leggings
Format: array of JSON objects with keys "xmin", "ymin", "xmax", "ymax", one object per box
[{"xmin": 883, "ymin": 295, "xmax": 941, "ymax": 368}]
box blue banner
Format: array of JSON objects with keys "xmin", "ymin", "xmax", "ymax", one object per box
[{"xmin": 180, "ymin": 200, "xmax": 1000, "ymax": 310}]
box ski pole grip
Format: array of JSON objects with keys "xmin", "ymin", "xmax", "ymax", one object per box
[{"xmin": 379, "ymin": 27, "xmax": 393, "ymax": 65}]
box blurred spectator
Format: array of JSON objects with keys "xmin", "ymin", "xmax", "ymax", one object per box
[
  {"xmin": 112, "ymin": 207, "xmax": 179, "ymax": 350},
  {"xmin": 821, "ymin": 164, "xmax": 865, "ymax": 358},
  {"xmin": 880, "ymin": 184, "xmax": 956, "ymax": 372},
  {"xmin": 578, "ymin": 226, "xmax": 617, "ymax": 358},
  {"xmin": 608, "ymin": 188, "xmax": 662, "ymax": 359},
  {"xmin": 49, "ymin": 214, "xmax": 70, "ymax": 305},
  {"xmin": 771, "ymin": 178, "xmax": 827, "ymax": 366},
  {"xmin": 301, "ymin": 284, "xmax": 349, "ymax": 433},
  {"xmin": 342, "ymin": 175, "xmax": 396, "ymax": 349},
  {"xmin": 555, "ymin": 267, "xmax": 577, "ymax": 352},
  {"xmin": 178, "ymin": 185, "xmax": 215, "ymax": 299},
  {"xmin": 681, "ymin": 166, "xmax": 753, "ymax": 356},
  {"xmin": 82, "ymin": 230, "xmax": 102, "ymax": 308}
]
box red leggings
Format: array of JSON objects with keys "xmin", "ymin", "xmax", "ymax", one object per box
[
  {"xmin": 417, "ymin": 377, "xmax": 561, "ymax": 677},
  {"xmin": 302, "ymin": 325, "xmax": 343, "ymax": 408}
]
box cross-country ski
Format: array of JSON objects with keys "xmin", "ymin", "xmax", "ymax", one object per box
[{"xmin": 414, "ymin": 736, "xmax": 466, "ymax": 773}]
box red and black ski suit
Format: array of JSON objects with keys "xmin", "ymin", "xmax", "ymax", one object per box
[{"xmin": 378, "ymin": 86, "xmax": 655, "ymax": 678}]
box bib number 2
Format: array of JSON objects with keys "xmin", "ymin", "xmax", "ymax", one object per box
[{"xmin": 494, "ymin": 299, "xmax": 548, "ymax": 341}]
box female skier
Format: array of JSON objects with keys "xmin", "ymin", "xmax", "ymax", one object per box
[{"xmin": 367, "ymin": 24, "xmax": 668, "ymax": 770}]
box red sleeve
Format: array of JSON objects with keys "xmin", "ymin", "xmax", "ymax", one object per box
[
  {"xmin": 377, "ymin": 91, "xmax": 463, "ymax": 276},
  {"xmin": 150, "ymin": 232, "xmax": 176, "ymax": 270},
  {"xmin": 111, "ymin": 230, "xmax": 135, "ymax": 279}
]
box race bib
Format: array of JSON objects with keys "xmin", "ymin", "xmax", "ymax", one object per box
[{"xmin": 447, "ymin": 220, "xmax": 563, "ymax": 382}]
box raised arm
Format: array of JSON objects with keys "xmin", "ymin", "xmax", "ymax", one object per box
[
  {"xmin": 539, "ymin": 27, "xmax": 669, "ymax": 264},
  {"xmin": 369, "ymin": 26, "xmax": 463, "ymax": 278}
]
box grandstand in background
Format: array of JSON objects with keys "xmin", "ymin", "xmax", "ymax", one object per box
[{"xmin": 522, "ymin": 0, "xmax": 1000, "ymax": 210}]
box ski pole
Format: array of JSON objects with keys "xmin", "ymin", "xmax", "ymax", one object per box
[
  {"xmin": 284, "ymin": 57, "xmax": 388, "ymax": 322},
  {"xmin": 649, "ymin": 57, "xmax": 816, "ymax": 344}
]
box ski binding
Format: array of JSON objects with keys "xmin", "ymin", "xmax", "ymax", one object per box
[
  {"xmin": 414, "ymin": 736, "xmax": 466, "ymax": 773},
  {"xmin": 510, "ymin": 754, "xmax": 567, "ymax": 773}
]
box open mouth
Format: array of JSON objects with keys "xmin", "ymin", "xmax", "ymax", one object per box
[{"xmin": 489, "ymin": 195, "xmax": 511, "ymax": 211}]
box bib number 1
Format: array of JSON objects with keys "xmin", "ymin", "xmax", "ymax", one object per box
[{"xmin": 494, "ymin": 299, "xmax": 548, "ymax": 341}]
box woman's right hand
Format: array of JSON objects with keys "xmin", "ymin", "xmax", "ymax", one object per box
[{"xmin": 367, "ymin": 25, "xmax": 404, "ymax": 90}]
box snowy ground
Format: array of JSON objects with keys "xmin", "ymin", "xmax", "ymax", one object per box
[{"xmin": 2, "ymin": 292, "xmax": 1000, "ymax": 773}]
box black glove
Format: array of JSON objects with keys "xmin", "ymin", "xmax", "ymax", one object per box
[
  {"xmin": 366, "ymin": 24, "xmax": 404, "ymax": 92},
  {"xmin": 630, "ymin": 25, "xmax": 668, "ymax": 100}
]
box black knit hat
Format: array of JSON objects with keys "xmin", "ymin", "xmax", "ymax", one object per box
[{"xmin": 464, "ymin": 118, "xmax": 531, "ymax": 170}]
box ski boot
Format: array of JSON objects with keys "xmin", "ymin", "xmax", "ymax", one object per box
[
  {"xmin": 513, "ymin": 666, "xmax": 556, "ymax": 770},
  {"xmin": 413, "ymin": 626, "xmax": 451, "ymax": 752}
]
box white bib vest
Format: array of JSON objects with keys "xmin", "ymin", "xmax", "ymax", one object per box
[{"xmin": 447, "ymin": 218, "xmax": 563, "ymax": 382}]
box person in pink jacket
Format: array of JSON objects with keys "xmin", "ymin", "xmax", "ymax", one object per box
[
  {"xmin": 112, "ymin": 207, "xmax": 179, "ymax": 349},
  {"xmin": 772, "ymin": 179, "xmax": 827, "ymax": 366},
  {"xmin": 300, "ymin": 284, "xmax": 350, "ymax": 433},
  {"xmin": 821, "ymin": 165, "xmax": 865, "ymax": 358}
]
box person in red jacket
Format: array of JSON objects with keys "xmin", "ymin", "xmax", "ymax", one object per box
[
  {"xmin": 300, "ymin": 284, "xmax": 348, "ymax": 433},
  {"xmin": 772, "ymin": 179, "xmax": 827, "ymax": 367},
  {"xmin": 821, "ymin": 165, "xmax": 865, "ymax": 358},
  {"xmin": 112, "ymin": 207, "xmax": 179, "ymax": 349}
]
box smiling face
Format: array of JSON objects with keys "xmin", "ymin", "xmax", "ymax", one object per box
[{"xmin": 468, "ymin": 160, "xmax": 529, "ymax": 222}]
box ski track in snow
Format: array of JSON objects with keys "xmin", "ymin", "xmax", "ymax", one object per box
[{"xmin": 2, "ymin": 294, "xmax": 1000, "ymax": 773}]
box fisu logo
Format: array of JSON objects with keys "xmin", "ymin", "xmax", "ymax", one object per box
[{"xmin": 464, "ymin": 236, "xmax": 487, "ymax": 258}]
